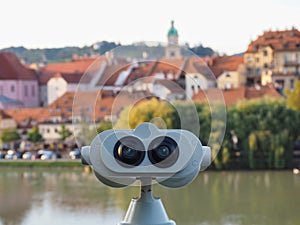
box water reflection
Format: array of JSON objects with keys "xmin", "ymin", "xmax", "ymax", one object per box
[{"xmin": 0, "ymin": 169, "xmax": 300, "ymax": 225}]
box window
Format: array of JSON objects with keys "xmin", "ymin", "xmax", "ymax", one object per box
[
  {"xmin": 225, "ymin": 73, "xmax": 231, "ymax": 77},
  {"xmin": 290, "ymin": 79, "xmax": 295, "ymax": 89},
  {"xmin": 264, "ymin": 63, "xmax": 268, "ymax": 69},
  {"xmin": 100, "ymin": 107, "xmax": 107, "ymax": 112},
  {"xmin": 31, "ymin": 85, "xmax": 35, "ymax": 97},
  {"xmin": 256, "ymin": 68, "xmax": 261, "ymax": 76},
  {"xmin": 24, "ymin": 85, "xmax": 28, "ymax": 97},
  {"xmin": 191, "ymin": 85, "xmax": 195, "ymax": 90},
  {"xmin": 11, "ymin": 85, "xmax": 15, "ymax": 93},
  {"xmin": 255, "ymin": 57, "xmax": 260, "ymax": 63},
  {"xmin": 263, "ymin": 50, "xmax": 268, "ymax": 57}
]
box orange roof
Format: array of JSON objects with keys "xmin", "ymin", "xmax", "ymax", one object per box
[
  {"xmin": 183, "ymin": 57, "xmax": 216, "ymax": 80},
  {"xmin": 208, "ymin": 55, "xmax": 243, "ymax": 78},
  {"xmin": 246, "ymin": 27, "xmax": 300, "ymax": 52},
  {"xmin": 47, "ymin": 90, "xmax": 148, "ymax": 123},
  {"xmin": 125, "ymin": 61, "xmax": 157, "ymax": 84},
  {"xmin": 5, "ymin": 108, "xmax": 44, "ymax": 128},
  {"xmin": 193, "ymin": 86, "xmax": 282, "ymax": 107},
  {"xmin": 42, "ymin": 58, "xmax": 99, "ymax": 74},
  {"xmin": 97, "ymin": 64, "xmax": 130, "ymax": 86},
  {"xmin": 0, "ymin": 110, "xmax": 12, "ymax": 120},
  {"xmin": 39, "ymin": 57, "xmax": 106, "ymax": 85},
  {"xmin": 0, "ymin": 52, "xmax": 38, "ymax": 80},
  {"xmin": 148, "ymin": 58, "xmax": 186, "ymax": 78}
]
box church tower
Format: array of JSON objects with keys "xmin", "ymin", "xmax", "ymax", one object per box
[{"xmin": 165, "ymin": 20, "xmax": 181, "ymax": 59}]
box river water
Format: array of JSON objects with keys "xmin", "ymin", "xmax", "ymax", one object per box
[{"xmin": 0, "ymin": 168, "xmax": 299, "ymax": 225}]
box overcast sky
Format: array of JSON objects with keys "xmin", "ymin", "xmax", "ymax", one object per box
[{"xmin": 1, "ymin": 0, "xmax": 299, "ymax": 55}]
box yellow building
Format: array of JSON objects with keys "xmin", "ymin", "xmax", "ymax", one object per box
[
  {"xmin": 244, "ymin": 27, "xmax": 300, "ymax": 90},
  {"xmin": 0, "ymin": 110, "xmax": 17, "ymax": 130}
]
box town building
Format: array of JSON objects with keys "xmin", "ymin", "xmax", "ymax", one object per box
[
  {"xmin": 0, "ymin": 110, "xmax": 17, "ymax": 130},
  {"xmin": 39, "ymin": 57, "xmax": 103, "ymax": 105},
  {"xmin": 0, "ymin": 52, "xmax": 39, "ymax": 108},
  {"xmin": 193, "ymin": 85, "xmax": 282, "ymax": 107},
  {"xmin": 244, "ymin": 27, "xmax": 300, "ymax": 90}
]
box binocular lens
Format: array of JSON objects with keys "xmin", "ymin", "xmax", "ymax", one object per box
[
  {"xmin": 156, "ymin": 145, "xmax": 171, "ymax": 158},
  {"xmin": 148, "ymin": 137, "xmax": 179, "ymax": 168},
  {"xmin": 114, "ymin": 137, "xmax": 145, "ymax": 167}
]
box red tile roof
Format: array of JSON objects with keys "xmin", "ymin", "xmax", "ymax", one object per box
[
  {"xmin": 0, "ymin": 52, "xmax": 38, "ymax": 80},
  {"xmin": 246, "ymin": 28, "xmax": 300, "ymax": 52},
  {"xmin": 57, "ymin": 90, "xmax": 151, "ymax": 122},
  {"xmin": 5, "ymin": 108, "xmax": 44, "ymax": 128},
  {"xmin": 42, "ymin": 58, "xmax": 98, "ymax": 74},
  {"xmin": 97, "ymin": 64, "xmax": 130, "ymax": 86},
  {"xmin": 0, "ymin": 110, "xmax": 12, "ymax": 120},
  {"xmin": 149, "ymin": 58, "xmax": 186, "ymax": 78},
  {"xmin": 193, "ymin": 85, "xmax": 282, "ymax": 107},
  {"xmin": 125, "ymin": 61, "xmax": 157, "ymax": 84},
  {"xmin": 39, "ymin": 57, "xmax": 106, "ymax": 85}
]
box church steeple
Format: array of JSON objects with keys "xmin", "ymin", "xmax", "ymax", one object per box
[
  {"xmin": 168, "ymin": 20, "xmax": 178, "ymax": 37},
  {"xmin": 165, "ymin": 20, "xmax": 181, "ymax": 59},
  {"xmin": 167, "ymin": 20, "xmax": 179, "ymax": 45}
]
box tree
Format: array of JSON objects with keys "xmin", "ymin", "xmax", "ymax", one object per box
[
  {"xmin": 0, "ymin": 129, "xmax": 20, "ymax": 143},
  {"xmin": 58, "ymin": 124, "xmax": 72, "ymax": 141},
  {"xmin": 224, "ymin": 97, "xmax": 300, "ymax": 169},
  {"xmin": 115, "ymin": 98, "xmax": 175, "ymax": 129},
  {"xmin": 285, "ymin": 79, "xmax": 300, "ymax": 110},
  {"xmin": 97, "ymin": 121, "xmax": 112, "ymax": 133},
  {"xmin": 27, "ymin": 126, "xmax": 43, "ymax": 143}
]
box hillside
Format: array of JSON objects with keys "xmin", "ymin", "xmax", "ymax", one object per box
[{"xmin": 0, "ymin": 42, "xmax": 215, "ymax": 63}]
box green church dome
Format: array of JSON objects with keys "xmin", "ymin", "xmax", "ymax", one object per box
[{"xmin": 168, "ymin": 20, "xmax": 178, "ymax": 37}]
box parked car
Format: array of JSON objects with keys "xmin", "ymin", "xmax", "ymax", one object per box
[
  {"xmin": 69, "ymin": 149, "xmax": 81, "ymax": 160},
  {"xmin": 37, "ymin": 150, "xmax": 60, "ymax": 160},
  {"xmin": 0, "ymin": 151, "xmax": 6, "ymax": 159},
  {"xmin": 4, "ymin": 150, "xmax": 22, "ymax": 160},
  {"xmin": 22, "ymin": 151, "xmax": 35, "ymax": 160}
]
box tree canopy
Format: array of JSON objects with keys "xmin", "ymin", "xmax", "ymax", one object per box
[
  {"xmin": 0, "ymin": 129, "xmax": 20, "ymax": 143},
  {"xmin": 285, "ymin": 79, "xmax": 300, "ymax": 110},
  {"xmin": 58, "ymin": 124, "xmax": 72, "ymax": 141},
  {"xmin": 27, "ymin": 126, "xmax": 43, "ymax": 143}
]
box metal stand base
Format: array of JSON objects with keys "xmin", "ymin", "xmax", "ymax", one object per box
[{"xmin": 118, "ymin": 180, "xmax": 176, "ymax": 225}]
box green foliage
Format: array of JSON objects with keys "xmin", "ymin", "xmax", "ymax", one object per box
[
  {"xmin": 226, "ymin": 97, "xmax": 299, "ymax": 169},
  {"xmin": 0, "ymin": 129, "xmax": 20, "ymax": 143},
  {"xmin": 76, "ymin": 123, "xmax": 97, "ymax": 146},
  {"xmin": 285, "ymin": 79, "xmax": 300, "ymax": 110},
  {"xmin": 58, "ymin": 124, "xmax": 72, "ymax": 141},
  {"xmin": 115, "ymin": 97, "xmax": 299, "ymax": 170},
  {"xmin": 115, "ymin": 98, "xmax": 174, "ymax": 129},
  {"xmin": 27, "ymin": 126, "xmax": 43, "ymax": 143},
  {"xmin": 189, "ymin": 44, "xmax": 215, "ymax": 57},
  {"xmin": 97, "ymin": 121, "xmax": 112, "ymax": 133},
  {"xmin": 1, "ymin": 42, "xmax": 216, "ymax": 64}
]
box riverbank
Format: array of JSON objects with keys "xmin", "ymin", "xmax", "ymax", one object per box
[{"xmin": 0, "ymin": 159, "xmax": 82, "ymax": 167}]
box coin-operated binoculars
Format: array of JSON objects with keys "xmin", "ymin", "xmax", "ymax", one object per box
[{"xmin": 82, "ymin": 122, "xmax": 211, "ymax": 225}]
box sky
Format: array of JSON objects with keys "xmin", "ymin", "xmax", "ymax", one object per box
[{"xmin": 1, "ymin": 0, "xmax": 300, "ymax": 55}]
